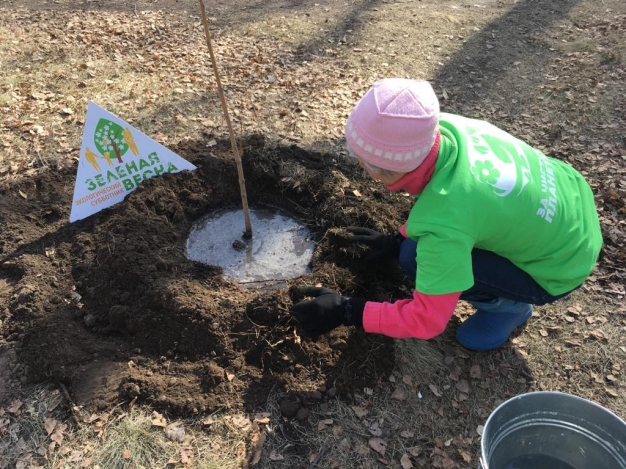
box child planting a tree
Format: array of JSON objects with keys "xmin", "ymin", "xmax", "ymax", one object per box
[{"xmin": 290, "ymin": 78, "xmax": 602, "ymax": 351}]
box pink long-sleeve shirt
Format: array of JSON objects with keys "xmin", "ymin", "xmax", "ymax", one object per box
[
  {"xmin": 361, "ymin": 132, "xmax": 463, "ymax": 339},
  {"xmin": 363, "ymin": 291, "xmax": 461, "ymax": 339}
]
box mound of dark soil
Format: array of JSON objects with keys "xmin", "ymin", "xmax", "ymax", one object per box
[{"xmin": 0, "ymin": 136, "xmax": 415, "ymax": 415}]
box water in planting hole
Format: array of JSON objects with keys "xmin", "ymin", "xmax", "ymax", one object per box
[{"xmin": 186, "ymin": 207, "xmax": 315, "ymax": 289}]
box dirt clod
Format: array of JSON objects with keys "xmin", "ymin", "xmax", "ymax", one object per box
[
  {"xmin": 279, "ymin": 398, "xmax": 301, "ymax": 419},
  {"xmin": 296, "ymin": 407, "xmax": 310, "ymax": 421}
]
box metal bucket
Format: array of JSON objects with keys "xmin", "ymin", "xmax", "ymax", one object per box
[{"xmin": 479, "ymin": 391, "xmax": 626, "ymax": 469}]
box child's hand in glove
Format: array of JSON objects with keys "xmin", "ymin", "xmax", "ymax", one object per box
[{"xmin": 290, "ymin": 287, "xmax": 366, "ymax": 337}]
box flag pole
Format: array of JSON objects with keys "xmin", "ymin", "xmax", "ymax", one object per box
[{"xmin": 198, "ymin": 0, "xmax": 253, "ymax": 238}]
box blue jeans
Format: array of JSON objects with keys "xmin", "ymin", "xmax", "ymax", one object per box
[{"xmin": 398, "ymin": 238, "xmax": 576, "ymax": 306}]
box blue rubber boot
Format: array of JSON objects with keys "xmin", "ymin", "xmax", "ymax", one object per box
[{"xmin": 456, "ymin": 298, "xmax": 533, "ymax": 351}]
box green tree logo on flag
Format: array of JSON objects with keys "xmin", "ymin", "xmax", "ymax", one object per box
[{"xmin": 94, "ymin": 119, "xmax": 139, "ymax": 164}]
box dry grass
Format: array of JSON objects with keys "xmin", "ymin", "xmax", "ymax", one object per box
[
  {"xmin": 0, "ymin": 386, "xmax": 64, "ymax": 468},
  {"xmin": 520, "ymin": 290, "xmax": 626, "ymax": 410},
  {"xmin": 395, "ymin": 339, "xmax": 445, "ymax": 379},
  {"xmin": 0, "ymin": 386, "xmax": 248, "ymax": 468},
  {"xmin": 258, "ymin": 385, "xmax": 434, "ymax": 468},
  {"xmin": 95, "ymin": 412, "xmax": 173, "ymax": 468}
]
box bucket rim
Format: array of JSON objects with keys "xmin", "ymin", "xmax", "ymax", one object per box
[{"xmin": 480, "ymin": 391, "xmax": 626, "ymax": 468}]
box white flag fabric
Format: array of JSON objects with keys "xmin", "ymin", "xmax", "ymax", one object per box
[{"xmin": 70, "ymin": 101, "xmax": 196, "ymax": 222}]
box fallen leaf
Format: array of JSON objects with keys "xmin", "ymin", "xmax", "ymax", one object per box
[
  {"xmin": 355, "ymin": 441, "xmax": 370, "ymax": 456},
  {"xmin": 165, "ymin": 422, "xmax": 185, "ymax": 442},
  {"xmin": 44, "ymin": 417, "xmax": 58, "ymax": 435},
  {"xmin": 455, "ymin": 380, "xmax": 470, "ymax": 394},
  {"xmin": 69, "ymin": 450, "xmax": 83, "ymax": 463},
  {"xmin": 469, "ymin": 364, "xmax": 482, "ymax": 379},
  {"xmin": 408, "ymin": 446, "xmax": 422, "ymax": 457},
  {"xmin": 269, "ymin": 450, "xmax": 284, "ymax": 461},
  {"xmin": 201, "ymin": 416, "xmax": 216, "ymax": 426},
  {"xmin": 254, "ymin": 412, "xmax": 270, "ymax": 424},
  {"xmin": 51, "ymin": 423, "xmax": 67, "ymax": 445},
  {"xmin": 587, "ymin": 329, "xmax": 608, "ymax": 341},
  {"xmin": 606, "ymin": 388, "xmax": 619, "ymax": 398},
  {"xmin": 8, "ymin": 400, "xmax": 23, "ymax": 414},
  {"xmin": 181, "ymin": 446, "xmax": 194, "ymax": 465},
  {"xmin": 249, "ymin": 432, "xmax": 266, "ymax": 466},
  {"xmin": 391, "ymin": 387, "xmax": 408, "ymax": 401},
  {"xmin": 232, "ymin": 414, "xmax": 250, "ymax": 428},
  {"xmin": 317, "ymin": 418, "xmax": 333, "ymax": 431},
  {"xmin": 429, "ymin": 384, "xmax": 442, "ymax": 397},
  {"xmin": 368, "ymin": 437, "xmax": 387, "ymax": 455},
  {"xmin": 591, "ymin": 371, "xmax": 604, "ymax": 384},
  {"xmin": 565, "ymin": 339, "xmax": 582, "ymax": 347},
  {"xmin": 339, "ymin": 438, "xmax": 351, "ymax": 451},
  {"xmin": 151, "ymin": 411, "xmax": 167, "ymax": 427},
  {"xmin": 432, "ymin": 447, "xmax": 458, "ymax": 469},
  {"xmin": 401, "ymin": 453, "xmax": 414, "ymax": 468},
  {"xmin": 400, "ymin": 430, "xmax": 415, "ymax": 438},
  {"xmin": 459, "ymin": 450, "xmax": 472, "ymax": 463},
  {"xmin": 351, "ymin": 406, "xmax": 368, "ymax": 418}
]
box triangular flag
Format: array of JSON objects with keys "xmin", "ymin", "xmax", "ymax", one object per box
[{"xmin": 69, "ymin": 101, "xmax": 196, "ymax": 222}]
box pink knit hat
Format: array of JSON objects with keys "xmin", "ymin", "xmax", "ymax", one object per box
[{"xmin": 345, "ymin": 79, "xmax": 440, "ymax": 173}]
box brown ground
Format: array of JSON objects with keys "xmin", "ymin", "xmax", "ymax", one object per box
[
  {"xmin": 0, "ymin": 135, "xmax": 415, "ymax": 413},
  {"xmin": 1, "ymin": 0, "xmax": 625, "ymax": 467}
]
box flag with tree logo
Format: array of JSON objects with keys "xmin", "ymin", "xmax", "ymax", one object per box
[{"xmin": 70, "ymin": 101, "xmax": 196, "ymax": 223}]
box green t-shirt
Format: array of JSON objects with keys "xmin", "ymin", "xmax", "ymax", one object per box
[{"xmin": 405, "ymin": 113, "xmax": 603, "ymax": 296}]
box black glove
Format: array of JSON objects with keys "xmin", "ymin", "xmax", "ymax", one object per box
[
  {"xmin": 290, "ymin": 287, "xmax": 366, "ymax": 337},
  {"xmin": 346, "ymin": 227, "xmax": 404, "ymax": 262}
]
